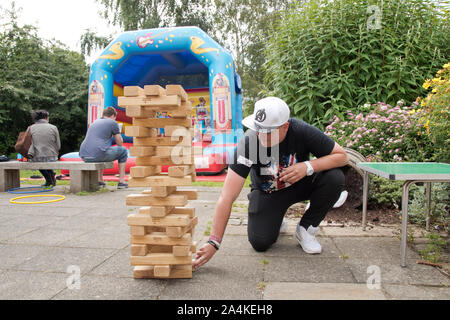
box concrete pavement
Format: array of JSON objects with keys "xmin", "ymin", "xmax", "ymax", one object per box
[{"xmin": 0, "ymin": 185, "xmax": 448, "ymax": 300}]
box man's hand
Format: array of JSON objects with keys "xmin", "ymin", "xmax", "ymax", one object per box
[
  {"xmin": 279, "ymin": 162, "xmax": 307, "ymax": 184},
  {"xmin": 192, "ymin": 242, "xmax": 217, "ymax": 270}
]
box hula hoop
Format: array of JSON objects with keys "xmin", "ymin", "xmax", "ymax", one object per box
[
  {"xmin": 8, "ymin": 186, "xmax": 54, "ymax": 194},
  {"xmin": 10, "ymin": 194, "xmax": 66, "ymax": 204}
]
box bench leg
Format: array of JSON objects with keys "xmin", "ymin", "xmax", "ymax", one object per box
[
  {"xmin": 0, "ymin": 169, "xmax": 20, "ymax": 192},
  {"xmin": 70, "ymin": 170, "xmax": 99, "ymax": 193}
]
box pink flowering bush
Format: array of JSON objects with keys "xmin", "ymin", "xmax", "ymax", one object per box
[{"xmin": 325, "ymin": 101, "xmax": 433, "ymax": 162}]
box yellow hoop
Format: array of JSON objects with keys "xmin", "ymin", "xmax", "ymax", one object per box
[{"xmin": 10, "ymin": 194, "xmax": 66, "ymax": 204}]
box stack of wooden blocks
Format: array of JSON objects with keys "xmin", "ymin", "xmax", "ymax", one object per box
[{"xmin": 120, "ymin": 84, "xmax": 198, "ymax": 279}]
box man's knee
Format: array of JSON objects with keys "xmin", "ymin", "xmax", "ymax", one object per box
[
  {"xmin": 320, "ymin": 168, "xmax": 345, "ymax": 189},
  {"xmin": 248, "ymin": 234, "xmax": 275, "ymax": 252}
]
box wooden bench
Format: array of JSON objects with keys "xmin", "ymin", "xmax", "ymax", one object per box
[{"xmin": 0, "ymin": 161, "xmax": 113, "ymax": 193}]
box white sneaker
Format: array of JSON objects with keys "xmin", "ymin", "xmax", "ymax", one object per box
[
  {"xmin": 304, "ymin": 190, "xmax": 348, "ymax": 211},
  {"xmin": 279, "ymin": 218, "xmax": 288, "ymax": 234},
  {"xmin": 295, "ymin": 225, "xmax": 322, "ymax": 254},
  {"xmin": 333, "ymin": 190, "xmax": 348, "ymax": 208}
]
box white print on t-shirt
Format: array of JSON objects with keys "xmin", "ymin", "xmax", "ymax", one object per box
[{"xmin": 237, "ymin": 155, "xmax": 253, "ymax": 167}]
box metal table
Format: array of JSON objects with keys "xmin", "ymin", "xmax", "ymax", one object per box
[{"xmin": 356, "ymin": 162, "xmax": 450, "ymax": 267}]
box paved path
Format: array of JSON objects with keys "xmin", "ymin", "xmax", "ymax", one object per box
[{"xmin": 0, "ymin": 185, "xmax": 448, "ymax": 300}]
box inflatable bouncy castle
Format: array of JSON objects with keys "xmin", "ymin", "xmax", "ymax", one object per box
[{"xmin": 61, "ymin": 26, "xmax": 243, "ymax": 175}]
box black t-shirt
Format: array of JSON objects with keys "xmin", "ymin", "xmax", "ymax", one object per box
[{"xmin": 229, "ymin": 118, "xmax": 335, "ymax": 193}]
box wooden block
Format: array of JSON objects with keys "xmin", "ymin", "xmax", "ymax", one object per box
[
  {"xmin": 133, "ymin": 136, "xmax": 183, "ymax": 146},
  {"xmin": 129, "ymin": 146, "xmax": 155, "ymax": 157},
  {"xmin": 144, "ymin": 85, "xmax": 166, "ymax": 96},
  {"xmin": 191, "ymin": 242, "xmax": 197, "ymax": 253},
  {"xmin": 191, "ymin": 172, "xmax": 197, "ymax": 182},
  {"xmin": 125, "ymin": 105, "xmax": 157, "ymax": 118},
  {"xmin": 172, "ymin": 246, "xmax": 191, "ymax": 257},
  {"xmin": 130, "ymin": 226, "xmax": 146, "ymax": 236},
  {"xmin": 166, "ymin": 84, "xmax": 187, "ymax": 101},
  {"xmin": 173, "ymin": 189, "xmax": 198, "ymax": 200},
  {"xmin": 127, "ymin": 213, "xmax": 191, "ymax": 227},
  {"xmin": 125, "ymin": 126, "xmax": 157, "ymax": 137},
  {"xmin": 139, "ymin": 206, "xmax": 174, "ymax": 217},
  {"xmin": 170, "ymin": 102, "xmax": 192, "ymax": 118},
  {"xmin": 130, "ymin": 166, "xmax": 161, "ymax": 178},
  {"xmin": 130, "ymin": 253, "xmax": 191, "ymax": 266},
  {"xmin": 118, "ymin": 95, "xmax": 180, "ymax": 107},
  {"xmin": 126, "ymin": 194, "xmax": 187, "ymax": 207},
  {"xmin": 131, "ymin": 232, "xmax": 192, "ymax": 246},
  {"xmin": 133, "ymin": 118, "xmax": 191, "ymax": 128},
  {"xmin": 148, "ymin": 245, "xmax": 173, "ymax": 254},
  {"xmin": 154, "ymin": 265, "xmax": 171, "ymax": 277},
  {"xmin": 168, "ymin": 165, "xmax": 194, "ymax": 177},
  {"xmin": 165, "ymin": 216, "xmax": 198, "ymax": 238},
  {"xmin": 164, "ymin": 126, "xmax": 191, "ymax": 137},
  {"xmin": 131, "ymin": 244, "xmax": 148, "ymax": 256},
  {"xmin": 133, "ymin": 265, "xmax": 192, "ymax": 279},
  {"xmin": 124, "ymin": 86, "xmax": 144, "ymax": 97},
  {"xmin": 172, "ymin": 207, "xmax": 195, "ymax": 218},
  {"xmin": 135, "ymin": 156, "xmax": 194, "ymax": 166},
  {"xmin": 146, "ymin": 176, "xmax": 192, "ymax": 187},
  {"xmin": 156, "ymin": 146, "xmax": 193, "ymax": 158},
  {"xmin": 151, "ymin": 186, "xmax": 177, "ymax": 197}
]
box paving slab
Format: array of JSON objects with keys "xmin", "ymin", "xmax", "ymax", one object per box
[
  {"xmin": 0, "ymin": 243, "xmax": 49, "ymax": 269},
  {"xmin": 0, "ymin": 270, "xmax": 69, "ymax": 300},
  {"xmin": 52, "ymin": 274, "xmax": 166, "ymax": 300},
  {"xmin": 13, "ymin": 247, "xmax": 117, "ymax": 275},
  {"xmin": 60, "ymin": 225, "xmax": 130, "ymax": 249},
  {"xmin": 263, "ymin": 282, "xmax": 387, "ymax": 300},
  {"xmin": 382, "ymin": 284, "xmax": 450, "ymax": 300},
  {"xmin": 4, "ymin": 226, "xmax": 90, "ymax": 246},
  {"xmin": 88, "ymin": 246, "xmax": 134, "ymax": 278}
]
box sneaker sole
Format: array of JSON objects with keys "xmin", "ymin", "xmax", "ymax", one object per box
[{"xmin": 295, "ymin": 232, "xmax": 322, "ymax": 254}]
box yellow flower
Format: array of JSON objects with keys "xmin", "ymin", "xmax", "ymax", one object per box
[
  {"xmin": 422, "ymin": 80, "xmax": 431, "ymax": 89},
  {"xmin": 409, "ymin": 109, "xmax": 416, "ymax": 115},
  {"xmin": 443, "ymin": 63, "xmax": 450, "ymax": 69}
]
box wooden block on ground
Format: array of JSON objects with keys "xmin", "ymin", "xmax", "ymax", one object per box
[
  {"xmin": 134, "ymin": 118, "xmax": 191, "ymax": 128},
  {"xmin": 133, "ymin": 265, "xmax": 192, "ymax": 279},
  {"xmin": 150, "ymin": 186, "xmax": 177, "ymax": 197},
  {"xmin": 133, "ymin": 136, "xmax": 183, "ymax": 146},
  {"xmin": 144, "ymin": 85, "xmax": 166, "ymax": 96},
  {"xmin": 125, "ymin": 126, "xmax": 157, "ymax": 137},
  {"xmin": 146, "ymin": 176, "xmax": 192, "ymax": 187},
  {"xmin": 139, "ymin": 206, "xmax": 174, "ymax": 217},
  {"xmin": 154, "ymin": 265, "xmax": 171, "ymax": 277},
  {"xmin": 125, "ymin": 105, "xmax": 157, "ymax": 118},
  {"xmin": 131, "ymin": 232, "xmax": 192, "ymax": 246},
  {"xmin": 130, "ymin": 253, "xmax": 191, "ymax": 266},
  {"xmin": 126, "ymin": 194, "xmax": 187, "ymax": 207},
  {"xmin": 164, "ymin": 126, "xmax": 191, "ymax": 137},
  {"xmin": 130, "ymin": 166, "xmax": 161, "ymax": 178},
  {"xmin": 127, "ymin": 213, "xmax": 192, "ymax": 227},
  {"xmin": 135, "ymin": 155, "xmax": 194, "ymax": 166},
  {"xmin": 129, "ymin": 146, "xmax": 155, "ymax": 157},
  {"xmin": 166, "ymin": 84, "xmax": 187, "ymax": 102},
  {"xmin": 172, "ymin": 207, "xmax": 195, "ymax": 218},
  {"xmin": 168, "ymin": 165, "xmax": 195, "ymax": 177},
  {"xmin": 131, "ymin": 244, "xmax": 148, "ymax": 256},
  {"xmin": 173, "ymin": 189, "xmax": 197, "ymax": 200},
  {"xmin": 118, "ymin": 95, "xmax": 180, "ymax": 108},
  {"xmin": 165, "ymin": 216, "xmax": 198, "ymax": 238},
  {"xmin": 173, "ymin": 246, "xmax": 191, "ymax": 257},
  {"xmin": 124, "ymin": 86, "xmax": 144, "ymax": 97},
  {"xmin": 130, "ymin": 226, "xmax": 146, "ymax": 236}
]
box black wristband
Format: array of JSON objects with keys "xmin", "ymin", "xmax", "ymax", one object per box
[{"xmin": 207, "ymin": 239, "xmax": 219, "ymax": 251}]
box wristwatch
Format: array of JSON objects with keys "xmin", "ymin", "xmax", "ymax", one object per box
[{"xmin": 304, "ymin": 161, "xmax": 314, "ymax": 176}]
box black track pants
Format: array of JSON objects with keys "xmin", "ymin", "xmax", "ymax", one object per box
[{"xmin": 246, "ymin": 168, "xmax": 345, "ymax": 252}]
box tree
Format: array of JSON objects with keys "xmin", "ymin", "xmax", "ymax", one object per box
[
  {"xmin": 264, "ymin": 0, "xmax": 450, "ymax": 128},
  {"xmin": 0, "ymin": 5, "xmax": 90, "ymax": 156}
]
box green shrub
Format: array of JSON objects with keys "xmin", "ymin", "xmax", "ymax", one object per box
[{"xmin": 263, "ymin": 0, "xmax": 449, "ymax": 128}]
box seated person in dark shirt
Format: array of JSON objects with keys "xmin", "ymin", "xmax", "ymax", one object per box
[
  {"xmin": 79, "ymin": 107, "xmax": 128, "ymax": 189},
  {"xmin": 193, "ymin": 97, "xmax": 349, "ymax": 269}
]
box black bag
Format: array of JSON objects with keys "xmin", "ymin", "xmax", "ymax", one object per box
[{"xmin": 14, "ymin": 126, "xmax": 32, "ymax": 157}]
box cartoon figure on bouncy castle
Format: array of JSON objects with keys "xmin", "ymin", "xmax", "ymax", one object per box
[{"xmin": 60, "ymin": 26, "xmax": 243, "ymax": 177}]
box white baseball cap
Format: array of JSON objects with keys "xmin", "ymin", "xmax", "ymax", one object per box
[{"xmin": 242, "ymin": 97, "xmax": 290, "ymax": 133}]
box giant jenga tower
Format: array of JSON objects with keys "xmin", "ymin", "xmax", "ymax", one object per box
[{"xmin": 120, "ymin": 85, "xmax": 198, "ymax": 279}]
